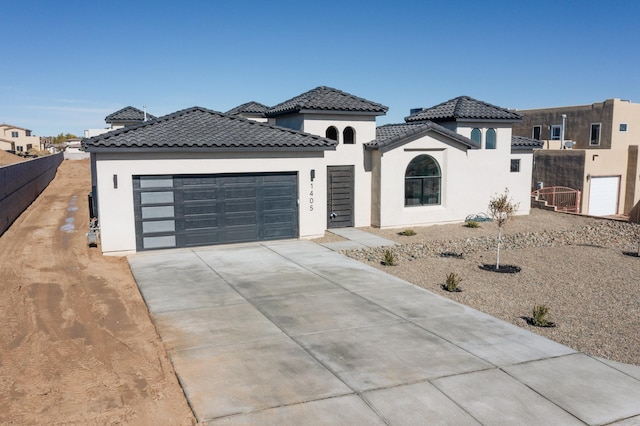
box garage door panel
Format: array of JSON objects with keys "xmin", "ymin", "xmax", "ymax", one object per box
[
  {"xmin": 143, "ymin": 235, "xmax": 177, "ymax": 249},
  {"xmin": 142, "ymin": 220, "xmax": 176, "ymax": 233},
  {"xmin": 140, "ymin": 191, "xmax": 174, "ymax": 204},
  {"xmin": 181, "ymin": 176, "xmax": 218, "ymax": 186},
  {"xmin": 183, "ymin": 189, "xmax": 218, "ymax": 200},
  {"xmin": 183, "ymin": 216, "xmax": 218, "ymax": 230},
  {"xmin": 134, "ymin": 172, "xmax": 298, "ymax": 251},
  {"xmin": 141, "ymin": 205, "xmax": 175, "ymax": 219},
  {"xmin": 183, "ymin": 202, "xmax": 218, "ymax": 214},
  {"xmin": 224, "ymin": 200, "xmax": 258, "ymax": 214},
  {"xmin": 183, "ymin": 231, "xmax": 220, "ymax": 247}
]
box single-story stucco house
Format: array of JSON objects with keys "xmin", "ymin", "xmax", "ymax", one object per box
[{"xmin": 82, "ymin": 86, "xmax": 542, "ymax": 254}]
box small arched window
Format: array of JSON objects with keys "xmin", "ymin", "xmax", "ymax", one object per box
[
  {"xmin": 326, "ymin": 126, "xmax": 338, "ymax": 141},
  {"xmin": 471, "ymin": 128, "xmax": 481, "ymax": 144},
  {"xmin": 343, "ymin": 126, "xmax": 355, "ymax": 144},
  {"xmin": 486, "ymin": 128, "xmax": 496, "ymax": 149},
  {"xmin": 405, "ymin": 155, "xmax": 441, "ymax": 206}
]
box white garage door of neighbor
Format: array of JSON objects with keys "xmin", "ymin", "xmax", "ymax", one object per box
[{"xmin": 589, "ymin": 176, "xmax": 619, "ymax": 216}]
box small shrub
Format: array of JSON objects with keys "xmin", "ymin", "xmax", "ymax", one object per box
[
  {"xmin": 399, "ymin": 229, "xmax": 416, "ymax": 236},
  {"xmin": 532, "ymin": 304, "xmax": 550, "ymax": 327},
  {"xmin": 442, "ymin": 272, "xmax": 462, "ymax": 292},
  {"xmin": 465, "ymin": 221, "xmax": 479, "ymax": 228},
  {"xmin": 382, "ymin": 249, "xmax": 396, "ymax": 266}
]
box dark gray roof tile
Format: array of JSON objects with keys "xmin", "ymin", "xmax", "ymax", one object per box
[
  {"xmin": 83, "ymin": 107, "xmax": 337, "ymax": 152},
  {"xmin": 267, "ymin": 86, "xmax": 388, "ymax": 116},
  {"xmin": 405, "ymin": 96, "xmax": 522, "ymax": 122},
  {"xmin": 226, "ymin": 101, "xmax": 269, "ymax": 116},
  {"xmin": 105, "ymin": 106, "xmax": 156, "ymax": 123},
  {"xmin": 511, "ymin": 135, "xmax": 544, "ymax": 150},
  {"xmin": 366, "ymin": 122, "xmax": 480, "ymax": 153}
]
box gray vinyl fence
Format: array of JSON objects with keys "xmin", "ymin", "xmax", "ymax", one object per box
[{"xmin": 0, "ymin": 153, "xmax": 63, "ymax": 236}]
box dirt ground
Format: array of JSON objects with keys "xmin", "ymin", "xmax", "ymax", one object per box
[
  {"xmin": 0, "ymin": 160, "xmax": 194, "ymax": 425},
  {"xmin": 0, "ymin": 150, "xmax": 29, "ymax": 166}
]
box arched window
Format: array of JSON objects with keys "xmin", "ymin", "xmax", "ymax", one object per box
[
  {"xmin": 486, "ymin": 128, "xmax": 496, "ymax": 149},
  {"xmin": 471, "ymin": 128, "xmax": 481, "ymax": 144},
  {"xmin": 405, "ymin": 155, "xmax": 441, "ymax": 206},
  {"xmin": 343, "ymin": 126, "xmax": 355, "ymax": 144},
  {"xmin": 326, "ymin": 126, "xmax": 338, "ymax": 141}
]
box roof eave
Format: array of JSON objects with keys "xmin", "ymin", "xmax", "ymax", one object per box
[{"xmin": 83, "ymin": 145, "xmax": 336, "ymax": 153}]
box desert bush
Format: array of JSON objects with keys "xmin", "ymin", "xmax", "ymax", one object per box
[
  {"xmin": 465, "ymin": 221, "xmax": 479, "ymax": 228},
  {"xmin": 442, "ymin": 272, "xmax": 462, "ymax": 292},
  {"xmin": 382, "ymin": 249, "xmax": 396, "ymax": 266},
  {"xmin": 399, "ymin": 229, "xmax": 416, "ymax": 236},
  {"xmin": 532, "ymin": 304, "xmax": 550, "ymax": 327}
]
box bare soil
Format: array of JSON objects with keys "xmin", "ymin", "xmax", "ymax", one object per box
[
  {"xmin": 0, "ymin": 150, "xmax": 29, "ymax": 166},
  {"xmin": 0, "ymin": 160, "xmax": 194, "ymax": 425}
]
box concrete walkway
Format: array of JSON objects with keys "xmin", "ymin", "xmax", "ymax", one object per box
[
  {"xmin": 128, "ymin": 241, "xmax": 640, "ymax": 425},
  {"xmin": 319, "ymin": 227, "xmax": 397, "ymax": 251}
]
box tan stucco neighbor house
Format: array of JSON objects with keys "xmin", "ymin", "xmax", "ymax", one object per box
[
  {"xmin": 513, "ymin": 99, "xmax": 640, "ymax": 216},
  {"xmin": 0, "ymin": 123, "xmax": 42, "ymax": 153},
  {"xmin": 83, "ymin": 87, "xmax": 541, "ymax": 254}
]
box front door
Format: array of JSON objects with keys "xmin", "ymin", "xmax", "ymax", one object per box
[{"xmin": 327, "ymin": 165, "xmax": 354, "ymax": 228}]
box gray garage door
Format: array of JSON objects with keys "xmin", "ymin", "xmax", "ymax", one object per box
[{"xmin": 133, "ymin": 173, "xmax": 298, "ymax": 251}]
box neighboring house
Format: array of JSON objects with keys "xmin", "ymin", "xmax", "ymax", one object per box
[
  {"xmin": 63, "ymin": 138, "xmax": 90, "ymax": 160},
  {"xmin": 0, "ymin": 124, "xmax": 42, "ymax": 152},
  {"xmin": 84, "ymin": 106, "xmax": 156, "ymax": 138},
  {"xmin": 513, "ymin": 99, "xmax": 640, "ymax": 216},
  {"xmin": 83, "ymin": 87, "xmax": 540, "ymax": 254}
]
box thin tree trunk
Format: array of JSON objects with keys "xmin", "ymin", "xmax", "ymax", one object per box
[{"xmin": 496, "ymin": 226, "xmax": 502, "ymax": 270}]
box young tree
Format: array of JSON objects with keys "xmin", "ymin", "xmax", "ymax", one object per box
[{"xmin": 488, "ymin": 188, "xmax": 519, "ymax": 269}]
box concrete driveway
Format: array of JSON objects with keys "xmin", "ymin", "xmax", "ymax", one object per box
[{"xmin": 128, "ymin": 240, "xmax": 640, "ymax": 425}]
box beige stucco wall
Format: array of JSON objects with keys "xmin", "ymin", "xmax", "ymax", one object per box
[
  {"xmin": 93, "ymin": 151, "xmax": 328, "ymax": 254},
  {"xmin": 582, "ymin": 146, "xmax": 640, "ymax": 215},
  {"xmin": 0, "ymin": 125, "xmax": 41, "ymax": 152}
]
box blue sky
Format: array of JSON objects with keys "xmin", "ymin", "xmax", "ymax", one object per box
[{"xmin": 2, "ymin": 0, "xmax": 639, "ymax": 136}]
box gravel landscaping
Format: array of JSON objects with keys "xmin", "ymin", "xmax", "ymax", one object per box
[{"xmin": 340, "ymin": 209, "xmax": 640, "ymax": 366}]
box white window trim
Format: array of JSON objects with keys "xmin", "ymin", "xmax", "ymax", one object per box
[
  {"xmin": 551, "ymin": 125, "xmax": 562, "ymax": 140},
  {"xmin": 619, "ymin": 123, "xmax": 628, "ymax": 132},
  {"xmin": 590, "ymin": 123, "xmax": 601, "ymax": 146}
]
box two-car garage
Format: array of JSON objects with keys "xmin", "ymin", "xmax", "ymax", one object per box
[
  {"xmin": 133, "ymin": 173, "xmax": 299, "ymax": 251},
  {"xmin": 83, "ymin": 106, "xmax": 337, "ymax": 254}
]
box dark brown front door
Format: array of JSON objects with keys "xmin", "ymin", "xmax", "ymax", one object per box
[{"xmin": 327, "ymin": 165, "xmax": 354, "ymax": 228}]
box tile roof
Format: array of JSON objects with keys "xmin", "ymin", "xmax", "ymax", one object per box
[
  {"xmin": 105, "ymin": 106, "xmax": 156, "ymax": 123},
  {"xmin": 365, "ymin": 122, "xmax": 480, "ymax": 153},
  {"xmin": 511, "ymin": 135, "xmax": 544, "ymax": 150},
  {"xmin": 405, "ymin": 96, "xmax": 522, "ymax": 123},
  {"xmin": 226, "ymin": 101, "xmax": 269, "ymax": 116},
  {"xmin": 266, "ymin": 86, "xmax": 388, "ymax": 117},
  {"xmin": 83, "ymin": 107, "xmax": 337, "ymax": 152}
]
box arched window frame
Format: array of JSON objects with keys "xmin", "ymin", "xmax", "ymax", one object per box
[
  {"xmin": 485, "ymin": 128, "xmax": 497, "ymax": 149},
  {"xmin": 325, "ymin": 126, "xmax": 338, "ymax": 141},
  {"xmin": 404, "ymin": 155, "xmax": 441, "ymax": 207},
  {"xmin": 471, "ymin": 128, "xmax": 482, "ymax": 145},
  {"xmin": 343, "ymin": 126, "xmax": 355, "ymax": 144}
]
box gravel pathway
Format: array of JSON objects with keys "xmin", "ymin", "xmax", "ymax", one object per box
[{"xmin": 339, "ymin": 210, "xmax": 640, "ymax": 366}]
